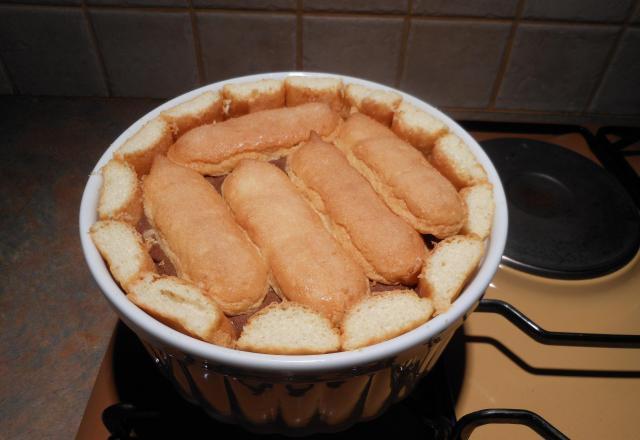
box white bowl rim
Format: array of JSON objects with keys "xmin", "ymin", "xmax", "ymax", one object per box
[{"xmin": 79, "ymin": 71, "xmax": 508, "ymax": 373}]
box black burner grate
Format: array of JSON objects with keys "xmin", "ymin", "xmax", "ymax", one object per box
[{"xmin": 594, "ymin": 126, "xmax": 640, "ymax": 208}]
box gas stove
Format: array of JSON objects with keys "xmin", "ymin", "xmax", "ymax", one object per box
[{"xmin": 77, "ymin": 121, "xmax": 640, "ymax": 440}]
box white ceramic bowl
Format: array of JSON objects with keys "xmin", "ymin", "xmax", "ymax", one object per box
[{"xmin": 79, "ymin": 72, "xmax": 508, "ymax": 434}]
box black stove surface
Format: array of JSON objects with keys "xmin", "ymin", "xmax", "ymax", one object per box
[
  {"xmin": 107, "ymin": 322, "xmax": 459, "ymax": 439},
  {"xmin": 482, "ymin": 138, "xmax": 640, "ymax": 279}
]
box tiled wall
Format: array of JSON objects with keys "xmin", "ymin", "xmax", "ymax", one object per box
[{"xmin": 1, "ymin": 0, "xmax": 639, "ymax": 124}]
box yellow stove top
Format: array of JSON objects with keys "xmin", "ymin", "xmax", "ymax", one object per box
[{"xmin": 450, "ymin": 130, "xmax": 640, "ymax": 439}]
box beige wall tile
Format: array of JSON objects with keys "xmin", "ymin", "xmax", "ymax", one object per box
[
  {"xmin": 0, "ymin": 6, "xmax": 106, "ymax": 96},
  {"xmin": 197, "ymin": 12, "xmax": 296, "ymax": 82},
  {"xmin": 91, "ymin": 10, "xmax": 199, "ymax": 98},
  {"xmin": 496, "ymin": 24, "xmax": 617, "ymax": 111},
  {"xmin": 303, "ymin": 15, "xmax": 404, "ymax": 85},
  {"xmin": 523, "ymin": 0, "xmax": 634, "ymax": 23},
  {"xmin": 590, "ymin": 28, "xmax": 640, "ymax": 115},
  {"xmin": 401, "ymin": 20, "xmax": 510, "ymax": 107}
]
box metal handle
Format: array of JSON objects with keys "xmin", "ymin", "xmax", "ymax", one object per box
[
  {"xmin": 453, "ymin": 409, "xmax": 569, "ymax": 440},
  {"xmin": 477, "ymin": 299, "xmax": 640, "ymax": 348}
]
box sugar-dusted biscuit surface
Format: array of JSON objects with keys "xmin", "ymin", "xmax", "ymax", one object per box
[
  {"xmin": 287, "ymin": 135, "xmax": 426, "ymax": 285},
  {"xmin": 222, "ymin": 159, "xmax": 369, "ymax": 325},
  {"xmin": 167, "ymin": 102, "xmax": 340, "ymax": 176},
  {"xmin": 334, "ymin": 112, "xmax": 466, "ymax": 238},
  {"xmin": 143, "ymin": 156, "xmax": 269, "ymax": 316}
]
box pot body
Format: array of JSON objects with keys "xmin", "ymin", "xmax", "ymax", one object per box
[
  {"xmin": 80, "ymin": 72, "xmax": 507, "ymax": 437},
  {"xmin": 135, "ymin": 315, "xmax": 464, "ymax": 435}
]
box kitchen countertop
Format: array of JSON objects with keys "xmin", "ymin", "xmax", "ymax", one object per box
[{"xmin": 0, "ymin": 96, "xmax": 161, "ymax": 439}]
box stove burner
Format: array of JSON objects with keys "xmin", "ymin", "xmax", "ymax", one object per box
[
  {"xmin": 482, "ymin": 138, "xmax": 640, "ymax": 279},
  {"xmin": 507, "ymin": 172, "xmax": 574, "ymax": 219}
]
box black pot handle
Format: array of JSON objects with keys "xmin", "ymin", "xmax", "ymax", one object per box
[
  {"xmin": 453, "ymin": 408, "xmax": 569, "ymax": 440},
  {"xmin": 477, "ymin": 299, "xmax": 640, "ymax": 348},
  {"xmin": 102, "ymin": 403, "xmax": 160, "ymax": 440}
]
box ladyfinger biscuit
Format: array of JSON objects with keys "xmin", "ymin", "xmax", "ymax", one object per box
[
  {"xmin": 237, "ymin": 302, "xmax": 340, "ymax": 355},
  {"xmin": 115, "ymin": 117, "xmax": 173, "ymax": 176},
  {"xmin": 285, "ymin": 76, "xmax": 344, "ymax": 113},
  {"xmin": 391, "ymin": 101, "xmax": 448, "ymax": 154},
  {"xmin": 460, "ymin": 183, "xmax": 494, "ymax": 239},
  {"xmin": 344, "ymin": 83, "xmax": 402, "ymax": 126},
  {"xmin": 334, "ymin": 113, "xmax": 466, "ymax": 238},
  {"xmin": 223, "ymin": 79, "xmax": 285, "ymax": 118},
  {"xmin": 129, "ymin": 273, "xmax": 236, "ymax": 347},
  {"xmin": 418, "ymin": 235, "xmax": 484, "ymax": 315},
  {"xmin": 430, "ymin": 133, "xmax": 488, "ymax": 189},
  {"xmin": 98, "ymin": 159, "xmax": 142, "ymax": 224},
  {"xmin": 222, "ymin": 159, "xmax": 369, "ymax": 324},
  {"xmin": 341, "ymin": 290, "xmax": 434, "ymax": 351},
  {"xmin": 160, "ymin": 91, "xmax": 224, "ymax": 138},
  {"xmin": 167, "ymin": 102, "xmax": 341, "ymax": 176},
  {"xmin": 90, "ymin": 220, "xmax": 156, "ymax": 289},
  {"xmin": 142, "ymin": 156, "xmax": 269, "ymax": 315},
  {"xmin": 287, "ymin": 135, "xmax": 426, "ymax": 285}
]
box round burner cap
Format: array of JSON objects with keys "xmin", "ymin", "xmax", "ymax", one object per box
[{"xmin": 482, "ymin": 138, "xmax": 640, "ymax": 279}]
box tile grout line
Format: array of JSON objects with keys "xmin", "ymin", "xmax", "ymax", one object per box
[
  {"xmin": 81, "ymin": 0, "xmax": 111, "ymax": 97},
  {"xmin": 1, "ymin": 93, "xmax": 636, "ymax": 124},
  {"xmin": 1, "ymin": 94, "xmax": 163, "ymax": 102},
  {"xmin": 443, "ymin": 105, "xmax": 583, "ymax": 115},
  {"xmin": 0, "ymin": 51, "xmax": 18, "ymax": 94},
  {"xmin": 583, "ymin": 0, "xmax": 639, "ymax": 112},
  {"xmin": 486, "ymin": 0, "xmax": 525, "ymax": 110},
  {"xmin": 0, "ymin": 3, "xmax": 635, "ymax": 26},
  {"xmin": 2, "ymin": 92, "xmax": 636, "ymax": 120},
  {"xmin": 502, "ymin": 17, "xmax": 627, "ymax": 27},
  {"xmin": 440, "ymin": 105, "xmax": 640, "ymax": 123},
  {"xmin": 0, "ymin": 3, "xmax": 294, "ymax": 15},
  {"xmin": 394, "ymin": 0, "xmax": 413, "ymax": 89},
  {"xmin": 296, "ymin": 0, "xmax": 303, "ymax": 70},
  {"xmin": 186, "ymin": 0, "xmax": 206, "ymax": 85},
  {"xmin": 287, "ymin": 10, "xmax": 502, "ymax": 21}
]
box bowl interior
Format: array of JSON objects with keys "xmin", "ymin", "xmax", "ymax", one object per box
[{"xmin": 79, "ymin": 71, "xmax": 508, "ymax": 373}]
